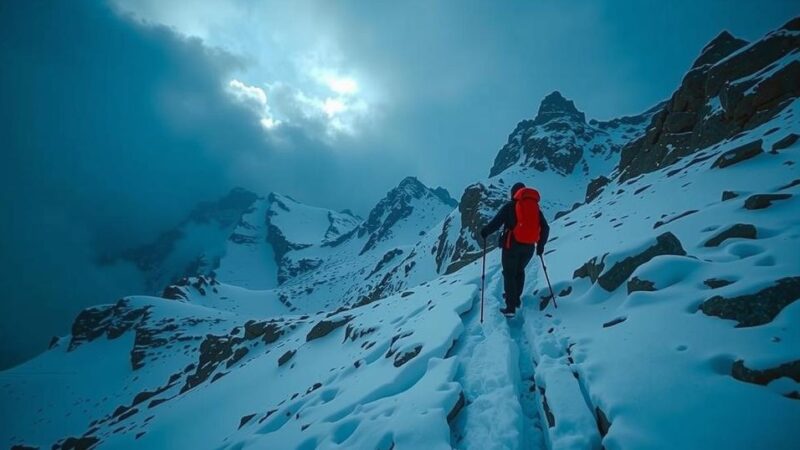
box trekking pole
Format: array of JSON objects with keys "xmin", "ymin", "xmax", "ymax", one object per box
[
  {"xmin": 539, "ymin": 254, "xmax": 557, "ymax": 309},
  {"xmin": 480, "ymin": 238, "xmax": 486, "ymax": 323}
]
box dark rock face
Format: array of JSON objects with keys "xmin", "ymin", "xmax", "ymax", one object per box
[
  {"xmin": 691, "ymin": 31, "xmax": 749, "ymax": 69},
  {"xmin": 704, "ymin": 278, "xmax": 734, "ymax": 289},
  {"xmin": 711, "ymin": 140, "xmax": 764, "ymax": 168},
  {"xmin": 573, "ymin": 255, "xmax": 607, "ymax": 283},
  {"xmin": 627, "ymin": 277, "xmax": 656, "ymax": 294},
  {"xmin": 731, "ymin": 359, "xmax": 800, "ymax": 385},
  {"xmin": 161, "ymin": 275, "xmax": 220, "ymax": 301},
  {"xmin": 778, "ymin": 179, "xmax": 800, "ymax": 190},
  {"xmin": 489, "ymin": 91, "xmax": 630, "ymax": 177},
  {"xmin": 69, "ymin": 299, "xmax": 149, "ymax": 351},
  {"xmin": 772, "ymin": 133, "xmax": 798, "ymax": 151},
  {"xmin": 368, "ymin": 248, "xmax": 404, "ymax": 278},
  {"xmin": 244, "ymin": 320, "xmax": 284, "ymax": 344},
  {"xmin": 393, "ymin": 345, "xmax": 422, "ymax": 367},
  {"xmin": 239, "ymin": 413, "xmax": 257, "ymax": 429},
  {"xmin": 597, "ymin": 232, "xmax": 686, "ymax": 292},
  {"xmin": 57, "ymin": 436, "xmax": 100, "ymax": 450},
  {"xmin": 700, "ymin": 277, "xmax": 800, "ymax": 327},
  {"xmin": 182, "ymin": 335, "xmax": 236, "ymax": 392},
  {"xmin": 703, "ymin": 223, "xmax": 757, "ymax": 247},
  {"xmin": 278, "ymin": 350, "xmax": 296, "ymax": 367},
  {"xmin": 721, "ymin": 191, "xmax": 739, "ymax": 201},
  {"xmin": 653, "ymin": 210, "xmax": 698, "ymax": 229},
  {"xmin": 602, "ymin": 317, "xmax": 627, "ymax": 328},
  {"xmin": 533, "ymin": 91, "xmax": 586, "ymax": 126},
  {"xmin": 743, "ymin": 193, "xmax": 792, "ymax": 210},
  {"xmin": 618, "ymin": 21, "xmax": 800, "ymax": 182},
  {"xmin": 443, "ymin": 183, "xmax": 507, "ymax": 274},
  {"xmin": 585, "ymin": 176, "xmax": 611, "ymax": 203},
  {"xmin": 306, "ymin": 316, "xmax": 353, "ymax": 342}
]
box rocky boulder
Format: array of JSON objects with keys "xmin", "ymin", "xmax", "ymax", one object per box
[
  {"xmin": 700, "ymin": 277, "xmax": 800, "ymax": 327},
  {"xmin": 703, "ymin": 223, "xmax": 757, "ymax": 247},
  {"xmin": 743, "ymin": 193, "xmax": 792, "ymax": 210},
  {"xmin": 596, "ymin": 232, "xmax": 687, "ymax": 292},
  {"xmin": 711, "ymin": 140, "xmax": 764, "ymax": 169},
  {"xmin": 585, "ymin": 176, "xmax": 611, "ymax": 203}
]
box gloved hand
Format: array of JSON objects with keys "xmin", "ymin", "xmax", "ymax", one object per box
[
  {"xmin": 536, "ymin": 243, "xmax": 545, "ymax": 256},
  {"xmin": 480, "ymin": 227, "xmax": 489, "ymax": 239}
]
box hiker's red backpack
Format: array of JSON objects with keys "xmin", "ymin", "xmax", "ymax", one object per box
[{"xmin": 506, "ymin": 187, "xmax": 541, "ymax": 248}]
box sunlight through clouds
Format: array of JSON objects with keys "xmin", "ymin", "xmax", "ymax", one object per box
[{"xmin": 227, "ymin": 79, "xmax": 281, "ymax": 130}]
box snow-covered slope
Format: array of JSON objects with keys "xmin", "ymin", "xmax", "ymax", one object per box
[
  {"xmin": 3, "ymin": 17, "xmax": 799, "ymax": 450},
  {"xmin": 273, "ymin": 176, "xmax": 459, "ymax": 312}
]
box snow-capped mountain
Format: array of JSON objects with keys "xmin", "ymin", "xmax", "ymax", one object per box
[
  {"xmin": 427, "ymin": 91, "xmax": 661, "ymax": 277},
  {"xmin": 98, "ymin": 187, "xmax": 260, "ymax": 292},
  {"xmin": 2, "ymin": 17, "xmax": 799, "ymax": 450}
]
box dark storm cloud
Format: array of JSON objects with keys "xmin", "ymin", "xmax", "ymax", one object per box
[
  {"xmin": 306, "ymin": 0, "xmax": 800, "ymax": 193},
  {"xmin": 0, "ymin": 1, "xmax": 402, "ymax": 368}
]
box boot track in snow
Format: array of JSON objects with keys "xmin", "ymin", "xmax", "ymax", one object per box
[{"xmin": 448, "ymin": 267, "xmax": 545, "ymax": 450}]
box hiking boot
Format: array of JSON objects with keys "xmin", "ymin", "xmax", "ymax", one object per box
[{"xmin": 500, "ymin": 306, "xmax": 516, "ymax": 317}]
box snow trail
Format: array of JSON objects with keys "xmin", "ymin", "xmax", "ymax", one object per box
[
  {"xmin": 521, "ymin": 298, "xmax": 605, "ymax": 450},
  {"xmin": 450, "ymin": 264, "xmax": 545, "ymax": 450},
  {"xmin": 508, "ymin": 313, "xmax": 546, "ymax": 450}
]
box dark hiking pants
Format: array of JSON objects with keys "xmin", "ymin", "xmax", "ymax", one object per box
[{"xmin": 501, "ymin": 244, "xmax": 535, "ymax": 309}]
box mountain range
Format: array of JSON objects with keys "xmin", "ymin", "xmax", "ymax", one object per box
[{"xmin": 2, "ymin": 17, "xmax": 799, "ymax": 450}]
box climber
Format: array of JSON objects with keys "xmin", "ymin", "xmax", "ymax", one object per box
[{"xmin": 480, "ymin": 182, "xmax": 550, "ymax": 317}]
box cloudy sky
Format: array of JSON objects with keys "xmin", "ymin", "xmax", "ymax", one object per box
[
  {"xmin": 111, "ymin": 0, "xmax": 798, "ymax": 210},
  {"xmin": 0, "ymin": 0, "xmax": 797, "ymax": 368}
]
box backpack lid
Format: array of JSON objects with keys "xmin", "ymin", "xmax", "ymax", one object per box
[{"xmin": 513, "ymin": 187, "xmax": 540, "ymax": 202}]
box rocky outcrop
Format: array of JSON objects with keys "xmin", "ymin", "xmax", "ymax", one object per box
[
  {"xmin": 743, "ymin": 193, "xmax": 792, "ymax": 210},
  {"xmin": 597, "ymin": 232, "xmax": 686, "ymax": 292},
  {"xmin": 68, "ymin": 299, "xmax": 150, "ymax": 351},
  {"xmin": 573, "ymin": 255, "xmax": 607, "ymax": 283},
  {"xmin": 711, "ymin": 140, "xmax": 764, "ymax": 168},
  {"xmin": 731, "ymin": 359, "xmax": 800, "ymax": 387},
  {"xmin": 618, "ymin": 19, "xmax": 800, "ymax": 181},
  {"xmin": 442, "ymin": 182, "xmax": 507, "ymax": 274},
  {"xmin": 585, "ymin": 176, "xmax": 611, "ymax": 203},
  {"xmin": 704, "ymin": 278, "xmax": 734, "ymax": 289},
  {"xmin": 306, "ymin": 316, "xmax": 353, "ymax": 342},
  {"xmin": 700, "ymin": 277, "xmax": 800, "ymax": 327},
  {"xmin": 627, "ymin": 277, "xmax": 656, "ymax": 294},
  {"xmin": 772, "ymin": 133, "xmax": 798, "ymax": 151},
  {"xmin": 367, "ymin": 248, "xmax": 404, "ymax": 278},
  {"xmin": 703, "ymin": 223, "xmax": 757, "ymax": 247},
  {"xmin": 691, "ymin": 31, "xmax": 749, "ymax": 69}
]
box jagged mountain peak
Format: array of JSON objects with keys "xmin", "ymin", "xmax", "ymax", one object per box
[
  {"xmin": 489, "ymin": 91, "xmax": 655, "ymax": 178},
  {"xmin": 533, "ymin": 90, "xmax": 586, "ymax": 125},
  {"xmin": 380, "ymin": 176, "xmax": 455, "ymax": 208},
  {"xmin": 691, "ymin": 30, "xmax": 749, "ymax": 68},
  {"xmin": 356, "ymin": 176, "xmax": 457, "ymax": 254},
  {"xmin": 619, "ymin": 16, "xmax": 800, "ymax": 181}
]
